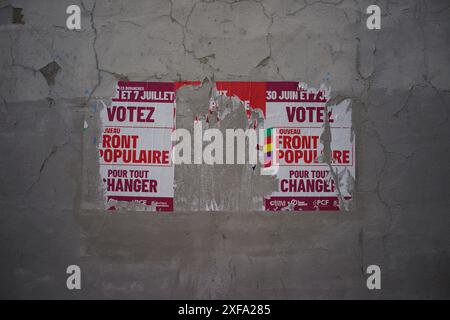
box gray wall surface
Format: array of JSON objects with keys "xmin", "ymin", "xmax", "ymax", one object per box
[{"xmin": 0, "ymin": 0, "xmax": 449, "ymax": 299}]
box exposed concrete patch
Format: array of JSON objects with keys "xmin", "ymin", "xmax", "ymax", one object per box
[
  {"xmin": 39, "ymin": 61, "xmax": 61, "ymax": 86},
  {"xmin": 0, "ymin": 4, "xmax": 24, "ymax": 25},
  {"xmin": 12, "ymin": 6, "xmax": 23, "ymax": 24},
  {"xmin": 174, "ymin": 82, "xmax": 277, "ymax": 211}
]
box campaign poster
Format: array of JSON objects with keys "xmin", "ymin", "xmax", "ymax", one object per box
[
  {"xmin": 264, "ymin": 82, "xmax": 354, "ymax": 211},
  {"xmin": 98, "ymin": 81, "xmax": 175, "ymax": 211}
]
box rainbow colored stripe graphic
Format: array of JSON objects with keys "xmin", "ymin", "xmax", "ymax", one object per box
[{"xmin": 264, "ymin": 128, "xmax": 273, "ymax": 168}]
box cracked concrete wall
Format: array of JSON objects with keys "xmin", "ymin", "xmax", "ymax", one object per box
[{"xmin": 0, "ymin": 0, "xmax": 449, "ymax": 298}]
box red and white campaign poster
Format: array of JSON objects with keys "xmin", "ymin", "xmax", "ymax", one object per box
[
  {"xmin": 264, "ymin": 82, "xmax": 354, "ymax": 211},
  {"xmin": 213, "ymin": 81, "xmax": 355, "ymax": 211},
  {"xmin": 98, "ymin": 81, "xmax": 175, "ymax": 211}
]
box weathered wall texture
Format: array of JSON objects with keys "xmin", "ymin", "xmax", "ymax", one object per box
[{"xmin": 0, "ymin": 0, "xmax": 449, "ymax": 298}]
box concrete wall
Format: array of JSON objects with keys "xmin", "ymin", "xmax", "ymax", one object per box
[{"xmin": 0, "ymin": 0, "xmax": 449, "ymax": 299}]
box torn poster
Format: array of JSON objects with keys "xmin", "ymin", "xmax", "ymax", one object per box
[
  {"xmin": 98, "ymin": 81, "xmax": 175, "ymax": 211},
  {"xmin": 214, "ymin": 81, "xmax": 267, "ymax": 118},
  {"xmin": 212, "ymin": 81, "xmax": 354, "ymax": 211},
  {"xmin": 263, "ymin": 82, "xmax": 355, "ymax": 211}
]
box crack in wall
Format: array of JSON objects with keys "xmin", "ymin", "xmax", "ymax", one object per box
[
  {"xmin": 23, "ymin": 141, "xmax": 69, "ymax": 198},
  {"xmin": 286, "ymin": 0, "xmax": 345, "ymax": 17},
  {"xmin": 81, "ymin": 0, "xmax": 100, "ymax": 103}
]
